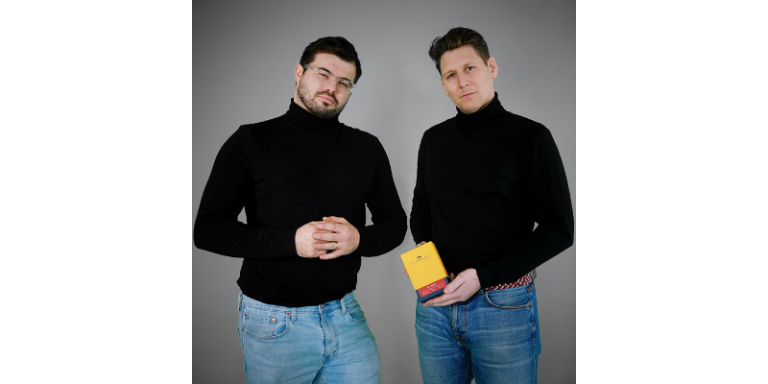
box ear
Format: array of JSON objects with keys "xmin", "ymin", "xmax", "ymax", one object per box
[
  {"xmin": 487, "ymin": 57, "xmax": 498, "ymax": 79},
  {"xmin": 294, "ymin": 64, "xmax": 304, "ymax": 83}
]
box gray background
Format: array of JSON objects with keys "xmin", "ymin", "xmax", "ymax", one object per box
[{"xmin": 193, "ymin": 0, "xmax": 575, "ymax": 382}]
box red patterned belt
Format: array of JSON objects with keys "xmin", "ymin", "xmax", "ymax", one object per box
[{"xmin": 484, "ymin": 270, "xmax": 534, "ymax": 291}]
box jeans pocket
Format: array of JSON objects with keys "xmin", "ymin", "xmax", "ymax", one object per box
[
  {"xmin": 345, "ymin": 302, "xmax": 367, "ymax": 323},
  {"xmin": 483, "ymin": 284, "xmax": 533, "ymax": 309},
  {"xmin": 241, "ymin": 309, "xmax": 291, "ymax": 341}
]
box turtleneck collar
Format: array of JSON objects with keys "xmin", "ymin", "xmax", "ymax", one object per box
[
  {"xmin": 285, "ymin": 98, "xmax": 341, "ymax": 133},
  {"xmin": 455, "ymin": 93, "xmax": 505, "ymax": 130}
]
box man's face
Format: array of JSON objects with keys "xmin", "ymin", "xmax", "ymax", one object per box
[
  {"xmin": 439, "ymin": 45, "xmax": 498, "ymax": 114},
  {"xmin": 293, "ymin": 52, "xmax": 356, "ymax": 119}
]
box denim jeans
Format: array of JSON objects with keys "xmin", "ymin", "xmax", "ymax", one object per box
[
  {"xmin": 415, "ymin": 283, "xmax": 541, "ymax": 384},
  {"xmin": 237, "ymin": 292, "xmax": 381, "ymax": 384}
]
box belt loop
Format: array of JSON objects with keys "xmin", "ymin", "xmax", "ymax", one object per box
[
  {"xmin": 290, "ymin": 307, "xmax": 296, "ymax": 323},
  {"xmin": 238, "ymin": 292, "xmax": 242, "ymax": 310},
  {"xmin": 341, "ymin": 295, "xmax": 347, "ymax": 316}
]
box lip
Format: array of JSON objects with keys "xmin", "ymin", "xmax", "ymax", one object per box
[
  {"xmin": 316, "ymin": 94, "xmax": 336, "ymax": 105},
  {"xmin": 460, "ymin": 92, "xmax": 476, "ymax": 98}
]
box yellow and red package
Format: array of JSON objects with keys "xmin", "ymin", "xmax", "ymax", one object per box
[{"xmin": 400, "ymin": 242, "xmax": 450, "ymax": 302}]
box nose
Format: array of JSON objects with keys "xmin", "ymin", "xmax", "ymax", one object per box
[
  {"xmin": 457, "ymin": 72, "xmax": 469, "ymax": 88},
  {"xmin": 324, "ymin": 79, "xmax": 338, "ymax": 93}
]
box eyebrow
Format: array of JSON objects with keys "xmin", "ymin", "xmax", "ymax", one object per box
[
  {"xmin": 318, "ymin": 66, "xmax": 353, "ymax": 83},
  {"xmin": 443, "ymin": 61, "xmax": 481, "ymax": 75}
]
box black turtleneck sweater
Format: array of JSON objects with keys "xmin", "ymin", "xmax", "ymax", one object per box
[
  {"xmin": 410, "ymin": 94, "xmax": 573, "ymax": 289},
  {"xmin": 195, "ymin": 100, "xmax": 407, "ymax": 306}
]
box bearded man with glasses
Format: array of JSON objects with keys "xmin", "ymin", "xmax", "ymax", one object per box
[{"xmin": 195, "ymin": 36, "xmax": 406, "ymax": 384}]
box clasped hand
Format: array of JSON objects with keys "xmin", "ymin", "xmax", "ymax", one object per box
[{"xmin": 295, "ymin": 216, "xmax": 360, "ymax": 260}]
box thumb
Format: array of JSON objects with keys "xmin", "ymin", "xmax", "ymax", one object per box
[{"xmin": 443, "ymin": 279, "xmax": 460, "ymax": 294}]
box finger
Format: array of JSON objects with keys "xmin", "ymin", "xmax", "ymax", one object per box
[
  {"xmin": 319, "ymin": 249, "xmax": 344, "ymax": 260},
  {"xmin": 301, "ymin": 249, "xmax": 325, "ymax": 258},
  {"xmin": 314, "ymin": 223, "xmax": 338, "ymax": 232},
  {"xmin": 314, "ymin": 221, "xmax": 336, "ymax": 231},
  {"xmin": 424, "ymin": 289, "xmax": 457, "ymax": 305},
  {"xmin": 402, "ymin": 264, "xmax": 409, "ymax": 276},
  {"xmin": 310, "ymin": 244, "xmax": 328, "ymax": 256},
  {"xmin": 424, "ymin": 292, "xmax": 456, "ymax": 306},
  {"xmin": 323, "ymin": 216, "xmax": 349, "ymax": 224},
  {"xmin": 310, "ymin": 221, "xmax": 333, "ymax": 231},
  {"xmin": 312, "ymin": 232, "xmax": 337, "ymax": 241},
  {"xmin": 443, "ymin": 278, "xmax": 463, "ymax": 294},
  {"xmin": 313, "ymin": 241, "xmax": 339, "ymax": 250},
  {"xmin": 427, "ymin": 286, "xmax": 469, "ymax": 306}
]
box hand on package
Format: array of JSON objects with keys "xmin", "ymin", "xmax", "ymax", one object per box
[{"xmin": 423, "ymin": 268, "xmax": 480, "ymax": 307}]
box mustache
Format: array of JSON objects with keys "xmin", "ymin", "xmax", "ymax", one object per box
[{"xmin": 315, "ymin": 92, "xmax": 337, "ymax": 105}]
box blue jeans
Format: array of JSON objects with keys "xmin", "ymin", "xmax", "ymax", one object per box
[
  {"xmin": 415, "ymin": 283, "xmax": 541, "ymax": 384},
  {"xmin": 237, "ymin": 292, "xmax": 381, "ymax": 384}
]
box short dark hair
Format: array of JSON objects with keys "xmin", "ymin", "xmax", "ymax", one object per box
[
  {"xmin": 299, "ymin": 36, "xmax": 362, "ymax": 84},
  {"xmin": 428, "ymin": 27, "xmax": 491, "ymax": 76}
]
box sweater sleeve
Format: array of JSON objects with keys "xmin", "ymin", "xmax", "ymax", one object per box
[
  {"xmin": 475, "ymin": 128, "xmax": 574, "ymax": 287},
  {"xmin": 410, "ymin": 132, "xmax": 432, "ymax": 244},
  {"xmin": 355, "ymin": 139, "xmax": 408, "ymax": 257},
  {"xmin": 194, "ymin": 127, "xmax": 298, "ymax": 259}
]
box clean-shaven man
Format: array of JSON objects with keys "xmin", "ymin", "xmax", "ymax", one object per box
[
  {"xmin": 195, "ymin": 36, "xmax": 406, "ymax": 384},
  {"xmin": 409, "ymin": 27, "xmax": 574, "ymax": 384}
]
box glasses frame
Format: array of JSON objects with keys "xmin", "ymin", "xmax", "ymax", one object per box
[{"xmin": 303, "ymin": 65, "xmax": 356, "ymax": 94}]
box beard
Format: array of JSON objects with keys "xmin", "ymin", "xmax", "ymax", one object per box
[{"xmin": 297, "ymin": 80, "xmax": 348, "ymax": 119}]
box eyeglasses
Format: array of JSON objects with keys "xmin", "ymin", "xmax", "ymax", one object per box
[{"xmin": 303, "ymin": 66, "xmax": 356, "ymax": 94}]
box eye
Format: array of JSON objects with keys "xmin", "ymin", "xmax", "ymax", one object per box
[
  {"xmin": 317, "ymin": 72, "xmax": 330, "ymax": 79},
  {"xmin": 466, "ymin": 66, "xmax": 475, "ymax": 71},
  {"xmin": 446, "ymin": 73, "xmax": 456, "ymax": 80},
  {"xmin": 338, "ymin": 81, "xmax": 351, "ymax": 90}
]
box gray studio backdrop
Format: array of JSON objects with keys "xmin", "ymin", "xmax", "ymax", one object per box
[{"xmin": 193, "ymin": 0, "xmax": 575, "ymax": 383}]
